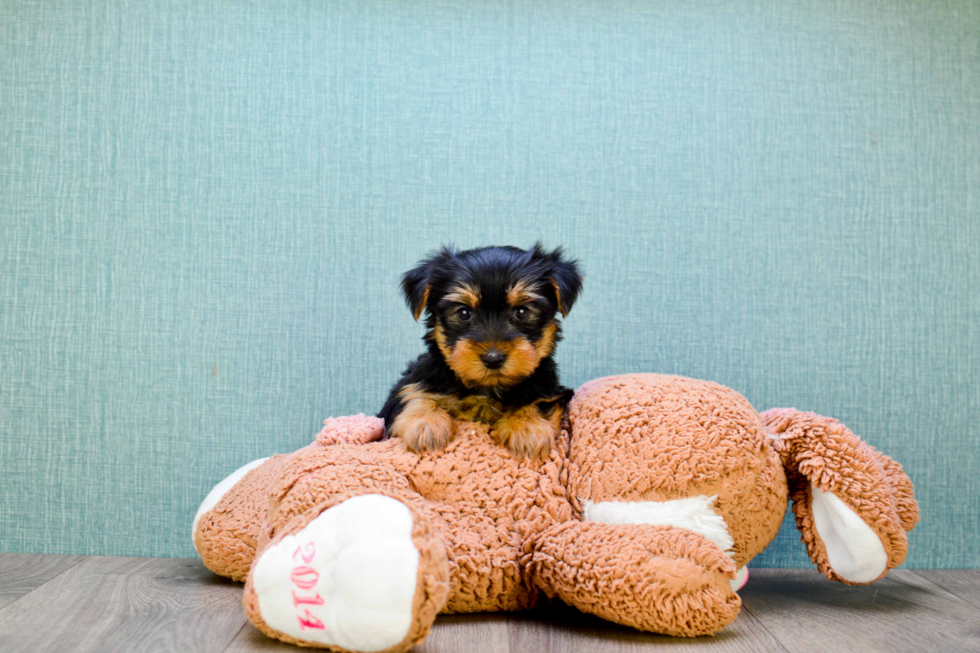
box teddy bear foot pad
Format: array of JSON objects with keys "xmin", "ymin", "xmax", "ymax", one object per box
[{"xmin": 250, "ymin": 494, "xmax": 421, "ymax": 652}]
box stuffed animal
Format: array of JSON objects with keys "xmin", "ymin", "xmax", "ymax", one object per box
[{"xmin": 193, "ymin": 373, "xmax": 917, "ymax": 652}]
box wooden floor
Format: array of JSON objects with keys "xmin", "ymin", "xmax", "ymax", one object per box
[{"xmin": 0, "ymin": 555, "xmax": 977, "ymax": 653}]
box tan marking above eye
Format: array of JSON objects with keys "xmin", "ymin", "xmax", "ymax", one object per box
[
  {"xmin": 506, "ymin": 279, "xmax": 543, "ymax": 308},
  {"xmin": 443, "ymin": 283, "xmax": 481, "ymax": 308}
]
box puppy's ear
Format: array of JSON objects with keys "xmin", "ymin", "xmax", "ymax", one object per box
[
  {"xmin": 401, "ymin": 265, "xmax": 431, "ymax": 321},
  {"xmin": 549, "ymin": 257, "xmax": 583, "ymax": 317},
  {"xmin": 401, "ymin": 247, "xmax": 454, "ymax": 321},
  {"xmin": 533, "ymin": 243, "xmax": 583, "ymax": 317}
]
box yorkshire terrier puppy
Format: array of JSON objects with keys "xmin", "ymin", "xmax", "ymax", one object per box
[{"xmin": 379, "ymin": 244, "xmax": 583, "ymax": 458}]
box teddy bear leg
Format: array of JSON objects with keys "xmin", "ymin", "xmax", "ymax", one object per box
[
  {"xmin": 531, "ymin": 521, "xmax": 740, "ymax": 637},
  {"xmin": 193, "ymin": 455, "xmax": 287, "ymax": 581},
  {"xmin": 761, "ymin": 408, "xmax": 919, "ymax": 585},
  {"xmin": 243, "ymin": 493, "xmax": 451, "ymax": 653}
]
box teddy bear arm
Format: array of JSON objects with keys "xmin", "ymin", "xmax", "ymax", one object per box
[
  {"xmin": 872, "ymin": 448, "xmax": 920, "ymax": 532},
  {"xmin": 193, "ymin": 454, "xmax": 288, "ymax": 582},
  {"xmin": 530, "ymin": 521, "xmax": 740, "ymax": 637},
  {"xmin": 761, "ymin": 408, "xmax": 917, "ymax": 585}
]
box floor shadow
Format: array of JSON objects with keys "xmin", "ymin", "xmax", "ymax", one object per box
[
  {"xmin": 503, "ymin": 598, "xmax": 744, "ymax": 647},
  {"xmin": 740, "ymin": 572, "xmax": 939, "ymax": 615}
]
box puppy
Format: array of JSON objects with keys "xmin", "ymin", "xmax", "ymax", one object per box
[{"xmin": 379, "ymin": 244, "xmax": 582, "ymax": 458}]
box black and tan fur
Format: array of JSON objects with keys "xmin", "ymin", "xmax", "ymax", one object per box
[{"xmin": 379, "ymin": 244, "xmax": 583, "ymax": 458}]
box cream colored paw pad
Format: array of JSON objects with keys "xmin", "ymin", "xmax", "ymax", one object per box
[
  {"xmin": 810, "ymin": 485, "xmax": 888, "ymax": 584},
  {"xmin": 252, "ymin": 494, "xmax": 420, "ymax": 652}
]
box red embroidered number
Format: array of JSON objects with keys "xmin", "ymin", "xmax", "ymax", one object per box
[
  {"xmin": 293, "ymin": 590, "xmax": 325, "ymax": 607},
  {"xmin": 290, "ymin": 544, "xmax": 325, "ymax": 629},
  {"xmin": 297, "ymin": 610, "xmax": 325, "ymax": 631},
  {"xmin": 291, "ymin": 566, "xmax": 319, "ymax": 590},
  {"xmin": 293, "ymin": 542, "xmax": 315, "ymax": 564}
]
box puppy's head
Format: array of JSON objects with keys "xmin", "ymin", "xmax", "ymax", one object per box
[{"xmin": 402, "ymin": 244, "xmax": 582, "ymax": 388}]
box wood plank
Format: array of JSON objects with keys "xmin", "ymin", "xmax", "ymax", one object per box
[
  {"xmin": 0, "ymin": 554, "xmax": 85, "ymax": 610},
  {"xmin": 911, "ymin": 570, "xmax": 980, "ymax": 611},
  {"xmin": 417, "ymin": 613, "xmax": 513, "ymax": 653},
  {"xmin": 226, "ymin": 597, "xmax": 786, "ymax": 653},
  {"xmin": 2, "ymin": 557, "xmax": 979, "ymax": 653},
  {"xmin": 740, "ymin": 569, "xmax": 980, "ymax": 653},
  {"xmin": 223, "ymin": 623, "xmax": 304, "ymax": 653},
  {"xmin": 0, "ymin": 556, "xmax": 247, "ymax": 653}
]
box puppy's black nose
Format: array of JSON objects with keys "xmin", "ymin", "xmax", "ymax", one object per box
[{"xmin": 481, "ymin": 349, "xmax": 506, "ymax": 370}]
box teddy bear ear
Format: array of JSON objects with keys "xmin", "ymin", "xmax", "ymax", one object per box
[
  {"xmin": 316, "ymin": 414, "xmax": 385, "ymax": 446},
  {"xmin": 401, "ymin": 246, "xmax": 456, "ymax": 321},
  {"xmin": 761, "ymin": 408, "xmax": 916, "ymax": 585}
]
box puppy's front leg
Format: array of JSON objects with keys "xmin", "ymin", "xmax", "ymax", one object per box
[
  {"xmin": 388, "ymin": 384, "xmax": 456, "ymax": 452},
  {"xmin": 492, "ymin": 403, "xmax": 562, "ymax": 459}
]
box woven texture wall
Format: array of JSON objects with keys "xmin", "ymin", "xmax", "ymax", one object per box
[{"xmin": 1, "ymin": 0, "xmax": 977, "ymax": 566}]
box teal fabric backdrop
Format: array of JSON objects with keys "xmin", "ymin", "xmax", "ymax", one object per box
[{"xmin": 1, "ymin": 0, "xmax": 977, "ymax": 567}]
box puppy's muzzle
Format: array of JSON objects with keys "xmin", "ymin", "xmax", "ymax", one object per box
[{"xmin": 480, "ymin": 348, "xmax": 506, "ymax": 370}]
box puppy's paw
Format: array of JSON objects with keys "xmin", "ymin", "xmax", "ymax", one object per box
[
  {"xmin": 492, "ymin": 406, "xmax": 559, "ymax": 459},
  {"xmin": 392, "ymin": 409, "xmax": 456, "ymax": 453}
]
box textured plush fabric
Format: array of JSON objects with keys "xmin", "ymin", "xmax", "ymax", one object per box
[
  {"xmin": 566, "ymin": 374, "xmax": 788, "ymax": 570},
  {"xmin": 194, "ymin": 454, "xmax": 288, "ymax": 582},
  {"xmin": 532, "ymin": 521, "xmax": 741, "ymax": 637},
  {"xmin": 243, "ymin": 492, "xmax": 451, "ymax": 653},
  {"xmin": 0, "ymin": 0, "xmax": 977, "ymax": 567},
  {"xmin": 195, "ymin": 374, "xmax": 916, "ymax": 646},
  {"xmin": 761, "ymin": 408, "xmax": 919, "ymax": 584},
  {"xmin": 315, "ymin": 414, "xmax": 386, "ymax": 447},
  {"xmin": 253, "ymin": 419, "xmax": 573, "ymax": 615}
]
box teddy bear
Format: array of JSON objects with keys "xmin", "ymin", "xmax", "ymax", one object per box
[{"xmin": 192, "ymin": 373, "xmax": 918, "ymax": 652}]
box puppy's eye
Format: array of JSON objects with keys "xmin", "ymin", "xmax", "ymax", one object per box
[
  {"xmin": 457, "ymin": 307, "xmax": 473, "ymax": 322},
  {"xmin": 512, "ymin": 306, "xmax": 530, "ymax": 322}
]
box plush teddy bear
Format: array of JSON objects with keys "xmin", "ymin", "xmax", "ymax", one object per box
[{"xmin": 193, "ymin": 373, "xmax": 917, "ymax": 652}]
